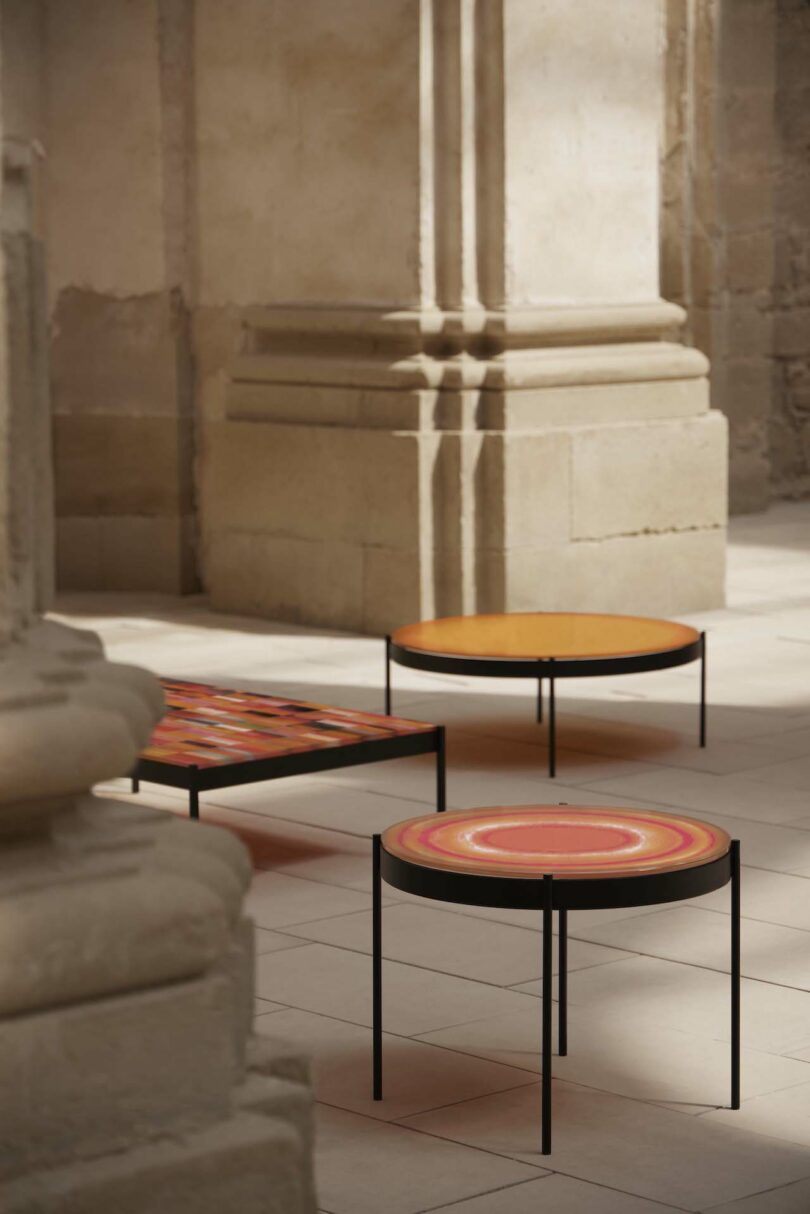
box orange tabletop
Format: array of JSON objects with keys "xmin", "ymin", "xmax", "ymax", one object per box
[
  {"xmin": 382, "ymin": 805, "xmax": 730, "ymax": 880},
  {"xmin": 392, "ymin": 612, "xmax": 699, "ymax": 661}
]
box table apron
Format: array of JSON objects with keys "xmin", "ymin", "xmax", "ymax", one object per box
[
  {"xmin": 379, "ymin": 847, "xmax": 732, "ymax": 911},
  {"xmin": 389, "ymin": 639, "xmax": 702, "ymax": 679}
]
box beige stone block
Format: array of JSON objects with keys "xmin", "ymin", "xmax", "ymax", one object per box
[
  {"xmin": 728, "ymin": 418, "xmax": 771, "ymax": 513},
  {"xmin": 483, "ymin": 376, "xmax": 709, "ymax": 428},
  {"xmin": 727, "ymin": 231, "xmax": 774, "ymax": 293},
  {"xmin": 571, "ymin": 411, "xmax": 728, "ymax": 541},
  {"xmin": 362, "ymin": 546, "xmax": 427, "ymax": 635},
  {"xmin": 723, "ymin": 90, "xmax": 777, "ymax": 166},
  {"xmin": 727, "ymin": 301, "xmax": 774, "ymax": 358},
  {"xmin": 228, "ymin": 381, "xmax": 429, "ymax": 431},
  {"xmin": 46, "ymin": 0, "xmax": 166, "ymax": 300},
  {"xmin": 720, "ymin": 169, "xmax": 776, "ymax": 230},
  {"xmin": 205, "ymin": 422, "xmax": 429, "ymax": 551},
  {"xmin": 195, "ymin": 0, "xmax": 421, "ymax": 306},
  {"xmin": 724, "ymin": 358, "xmax": 774, "ymax": 421},
  {"xmin": 484, "ymin": 527, "xmax": 727, "ymax": 615},
  {"xmin": 207, "ymin": 530, "xmax": 364, "ymax": 632},
  {"xmin": 51, "ymin": 289, "xmax": 190, "ymax": 420},
  {"xmin": 774, "ymin": 308, "xmax": 810, "ymax": 358},
  {"xmin": 4, "ymin": 1110, "xmax": 310, "ymax": 1214},
  {"xmin": 479, "ymin": 431, "xmax": 570, "ymax": 550},
  {"xmin": 690, "ymin": 231, "xmax": 722, "ymax": 310},
  {"xmin": 53, "ymin": 416, "xmax": 194, "ymax": 516},
  {"xmin": 719, "ymin": 0, "xmax": 777, "ymax": 90},
  {"xmin": 56, "ymin": 515, "xmax": 196, "ymax": 594},
  {"xmin": 503, "ymin": 0, "xmax": 660, "ymax": 304},
  {"xmin": 0, "ymin": 974, "xmax": 239, "ymax": 1179}
]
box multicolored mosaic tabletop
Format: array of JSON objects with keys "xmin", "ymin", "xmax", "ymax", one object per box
[
  {"xmin": 141, "ymin": 679, "xmax": 436, "ymax": 769},
  {"xmin": 392, "ymin": 612, "xmax": 700, "ymax": 661},
  {"xmin": 382, "ymin": 805, "xmax": 730, "ymax": 880}
]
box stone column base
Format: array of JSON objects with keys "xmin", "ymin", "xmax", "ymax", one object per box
[{"xmin": 203, "ymin": 306, "xmax": 727, "ymax": 632}]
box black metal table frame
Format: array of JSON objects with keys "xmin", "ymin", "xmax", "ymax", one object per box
[
  {"xmin": 372, "ymin": 834, "xmax": 740, "ymax": 1155},
  {"xmin": 131, "ymin": 726, "xmax": 446, "ymax": 820},
  {"xmin": 385, "ymin": 631, "xmax": 706, "ymax": 778}
]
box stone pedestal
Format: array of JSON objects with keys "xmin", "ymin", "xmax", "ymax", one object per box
[
  {"xmin": 198, "ymin": 0, "xmax": 727, "ymax": 632},
  {"xmin": 0, "ymin": 624, "xmax": 316, "ymax": 1214}
]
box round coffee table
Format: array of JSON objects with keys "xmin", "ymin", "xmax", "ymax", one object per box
[
  {"xmin": 372, "ymin": 804, "xmax": 740, "ymax": 1155},
  {"xmin": 385, "ymin": 612, "xmax": 706, "ymax": 777}
]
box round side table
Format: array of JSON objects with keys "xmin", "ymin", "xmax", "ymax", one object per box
[
  {"xmin": 385, "ymin": 612, "xmax": 706, "ymax": 777},
  {"xmin": 372, "ymin": 805, "xmax": 740, "ymax": 1156}
]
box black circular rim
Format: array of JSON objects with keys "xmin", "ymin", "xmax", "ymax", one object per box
[
  {"xmin": 389, "ymin": 636, "xmax": 702, "ymax": 680},
  {"xmin": 380, "ymin": 843, "xmax": 732, "ymax": 911}
]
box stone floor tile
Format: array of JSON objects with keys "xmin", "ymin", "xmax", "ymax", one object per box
[
  {"xmin": 255, "ymin": 943, "xmax": 537, "ymax": 1036},
  {"xmin": 576, "ymin": 906, "xmax": 810, "ymax": 989},
  {"xmin": 254, "ymin": 997, "xmax": 286, "ymax": 1015},
  {"xmin": 244, "ymin": 871, "xmax": 373, "ymax": 930},
  {"xmin": 577, "ymin": 767, "xmax": 810, "ymax": 827},
  {"xmin": 427, "ymin": 1173, "xmax": 691, "ymax": 1213},
  {"xmin": 416, "ymin": 998, "xmax": 556, "ymax": 1073},
  {"xmin": 550, "ymin": 1009, "xmax": 810, "ymax": 1110},
  {"xmin": 739, "ymin": 755, "xmax": 810, "ymax": 794},
  {"xmin": 255, "ymin": 1007, "xmax": 536, "ymax": 1121},
  {"xmin": 254, "ymin": 928, "xmax": 311, "ymax": 956},
  {"xmin": 187, "ymin": 803, "xmax": 375, "ymax": 888},
  {"xmin": 704, "ymin": 1177, "xmax": 810, "ymax": 1214},
  {"xmin": 515, "ymin": 955, "xmax": 810, "ymax": 1057},
  {"xmin": 685, "ymin": 867, "xmax": 810, "ymax": 933},
  {"xmin": 313, "ymin": 1103, "xmax": 544, "ymax": 1214},
  {"xmin": 280, "ymin": 903, "xmax": 631, "ymax": 986},
  {"xmin": 210, "ymin": 768, "xmax": 439, "ymax": 830},
  {"xmin": 415, "ymin": 996, "xmax": 810, "ymax": 1107},
  {"xmin": 701, "ymin": 1082, "xmax": 810, "ymax": 1149},
  {"xmin": 401, "ymin": 1081, "xmax": 810, "ymax": 1210}
]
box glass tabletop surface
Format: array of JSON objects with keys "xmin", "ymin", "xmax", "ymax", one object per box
[
  {"xmin": 382, "ymin": 805, "xmax": 730, "ymax": 880},
  {"xmin": 392, "ymin": 612, "xmax": 700, "ymax": 660}
]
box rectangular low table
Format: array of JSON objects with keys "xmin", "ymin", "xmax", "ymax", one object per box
[{"xmin": 132, "ymin": 679, "xmax": 445, "ymax": 820}]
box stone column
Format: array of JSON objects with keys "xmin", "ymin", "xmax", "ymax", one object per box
[
  {"xmin": 0, "ymin": 10, "xmax": 315, "ymax": 1209},
  {"xmin": 200, "ymin": 0, "xmax": 727, "ymax": 633}
]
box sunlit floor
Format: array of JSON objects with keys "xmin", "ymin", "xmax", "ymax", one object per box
[{"xmin": 55, "ymin": 501, "xmax": 810, "ymax": 1214}]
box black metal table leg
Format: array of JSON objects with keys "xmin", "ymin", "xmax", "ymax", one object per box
[
  {"xmin": 537, "ymin": 677, "xmax": 543, "ymax": 723},
  {"xmin": 385, "ymin": 635, "xmax": 392, "ymax": 716},
  {"xmin": 436, "ymin": 726, "xmax": 447, "ymax": 812},
  {"xmin": 558, "ymin": 907, "xmax": 568, "ymax": 1057},
  {"xmin": 548, "ymin": 662, "xmax": 556, "ymax": 779},
  {"xmin": 131, "ymin": 776, "xmax": 140, "ymax": 794},
  {"xmin": 731, "ymin": 838, "xmax": 741, "ymax": 1109},
  {"xmin": 373, "ymin": 834, "xmax": 383, "ymax": 1100},
  {"xmin": 542, "ymin": 874, "xmax": 553, "ymax": 1155},
  {"xmin": 189, "ymin": 765, "xmax": 200, "ymax": 820},
  {"xmin": 700, "ymin": 631, "xmax": 707, "ymax": 747}
]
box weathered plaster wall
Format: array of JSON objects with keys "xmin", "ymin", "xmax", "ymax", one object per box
[{"xmin": 45, "ymin": 0, "xmax": 197, "ymax": 591}]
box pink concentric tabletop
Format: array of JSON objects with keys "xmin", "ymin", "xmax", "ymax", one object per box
[{"xmin": 382, "ymin": 805, "xmax": 730, "ymax": 880}]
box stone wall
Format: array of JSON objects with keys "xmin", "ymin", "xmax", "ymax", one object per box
[
  {"xmin": 771, "ymin": 0, "xmax": 810, "ymax": 498},
  {"xmin": 32, "ymin": 0, "xmax": 196, "ymax": 591},
  {"xmin": 662, "ymin": 0, "xmax": 810, "ymax": 512},
  {"xmin": 11, "ymin": 0, "xmax": 744, "ymax": 616}
]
